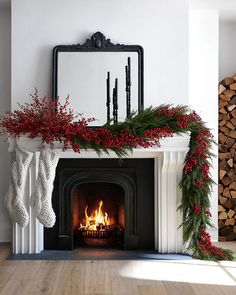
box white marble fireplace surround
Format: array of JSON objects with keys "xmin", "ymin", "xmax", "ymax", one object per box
[{"xmin": 8, "ymin": 134, "xmax": 190, "ymax": 254}]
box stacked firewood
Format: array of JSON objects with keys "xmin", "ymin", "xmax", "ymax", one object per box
[{"xmin": 219, "ymin": 76, "xmax": 236, "ymax": 241}]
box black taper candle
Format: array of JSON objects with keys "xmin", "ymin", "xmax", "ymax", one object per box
[
  {"xmin": 128, "ymin": 57, "xmax": 131, "ymax": 84},
  {"xmin": 112, "ymin": 84, "xmax": 116, "ymax": 124},
  {"xmin": 114, "ymin": 78, "xmax": 118, "ymax": 124},
  {"xmin": 106, "ymin": 71, "xmax": 110, "ymax": 123},
  {"xmin": 126, "ymin": 57, "xmax": 131, "ymax": 117},
  {"xmin": 112, "ymin": 78, "xmax": 118, "ymax": 125},
  {"xmin": 125, "ymin": 65, "xmax": 129, "ymax": 117},
  {"xmin": 125, "ymin": 65, "xmax": 128, "ymax": 87}
]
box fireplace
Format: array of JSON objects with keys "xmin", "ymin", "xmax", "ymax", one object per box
[
  {"xmin": 9, "ymin": 135, "xmax": 189, "ymax": 254},
  {"xmin": 44, "ymin": 158, "xmax": 155, "ymax": 250}
]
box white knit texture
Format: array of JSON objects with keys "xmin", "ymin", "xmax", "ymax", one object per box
[
  {"xmin": 5, "ymin": 140, "xmax": 33, "ymax": 227},
  {"xmin": 30, "ymin": 146, "xmax": 59, "ymax": 228}
]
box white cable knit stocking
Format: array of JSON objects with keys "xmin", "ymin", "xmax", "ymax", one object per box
[
  {"xmin": 5, "ymin": 141, "xmax": 33, "ymax": 227},
  {"xmin": 30, "ymin": 146, "xmax": 59, "ymax": 228}
]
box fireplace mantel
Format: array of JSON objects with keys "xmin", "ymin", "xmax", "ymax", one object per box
[
  {"xmin": 8, "ymin": 134, "xmax": 190, "ymax": 154},
  {"xmin": 8, "ymin": 134, "xmax": 190, "ymax": 254}
]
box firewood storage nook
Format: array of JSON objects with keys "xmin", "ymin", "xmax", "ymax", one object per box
[{"xmin": 218, "ymin": 76, "xmax": 236, "ymax": 241}]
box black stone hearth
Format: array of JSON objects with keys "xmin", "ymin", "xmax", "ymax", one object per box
[
  {"xmin": 44, "ymin": 159, "xmax": 154, "ymax": 251},
  {"xmin": 9, "ymin": 250, "xmax": 192, "ymax": 261}
]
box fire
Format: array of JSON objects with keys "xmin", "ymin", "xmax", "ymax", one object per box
[{"xmin": 80, "ymin": 200, "xmax": 111, "ymax": 231}]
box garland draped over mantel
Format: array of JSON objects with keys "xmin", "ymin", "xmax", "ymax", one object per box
[{"xmin": 0, "ymin": 91, "xmax": 234, "ymax": 261}]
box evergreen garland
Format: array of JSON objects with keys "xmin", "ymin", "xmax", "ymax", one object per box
[{"xmin": 0, "ymin": 93, "xmax": 234, "ymax": 261}]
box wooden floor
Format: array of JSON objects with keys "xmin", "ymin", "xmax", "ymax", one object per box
[{"xmin": 0, "ymin": 243, "xmax": 236, "ymax": 295}]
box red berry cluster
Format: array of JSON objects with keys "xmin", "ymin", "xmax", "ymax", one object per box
[
  {"xmin": 194, "ymin": 179, "xmax": 204, "ymax": 189},
  {"xmin": 193, "ymin": 203, "xmax": 201, "ymax": 215},
  {"xmin": 156, "ymin": 106, "xmax": 183, "ymax": 117},
  {"xmin": 184, "ymin": 155, "xmax": 198, "ymax": 173},
  {"xmin": 0, "ymin": 90, "xmax": 81, "ymax": 146},
  {"xmin": 70, "ymin": 126, "xmax": 174, "ymax": 152},
  {"xmin": 143, "ymin": 127, "xmax": 173, "ymax": 145},
  {"xmin": 193, "ymin": 130, "xmax": 212, "ymax": 161},
  {"xmin": 201, "ymin": 163, "xmax": 210, "ymax": 180},
  {"xmin": 199, "ymin": 229, "xmax": 225, "ymax": 258},
  {"xmin": 176, "ymin": 111, "xmax": 201, "ymax": 129}
]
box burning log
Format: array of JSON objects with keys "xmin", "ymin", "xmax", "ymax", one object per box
[{"xmin": 75, "ymin": 200, "xmax": 124, "ymax": 240}]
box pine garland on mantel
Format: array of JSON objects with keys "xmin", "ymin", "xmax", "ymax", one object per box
[{"xmin": 0, "ymin": 90, "xmax": 234, "ymax": 261}]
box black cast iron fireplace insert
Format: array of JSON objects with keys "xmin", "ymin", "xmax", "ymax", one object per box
[{"xmin": 44, "ymin": 158, "xmax": 154, "ymax": 251}]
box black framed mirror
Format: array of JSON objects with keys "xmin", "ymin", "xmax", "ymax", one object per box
[{"xmin": 52, "ymin": 32, "xmax": 144, "ymax": 126}]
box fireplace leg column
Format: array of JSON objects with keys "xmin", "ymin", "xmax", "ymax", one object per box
[
  {"xmin": 12, "ymin": 152, "xmax": 44, "ymax": 254},
  {"xmin": 155, "ymin": 151, "xmax": 186, "ymax": 253}
]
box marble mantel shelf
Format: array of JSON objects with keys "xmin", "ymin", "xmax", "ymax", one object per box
[{"xmin": 8, "ymin": 134, "xmax": 190, "ymax": 254}]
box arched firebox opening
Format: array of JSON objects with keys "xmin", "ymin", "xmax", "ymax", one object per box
[{"xmin": 44, "ymin": 158, "xmax": 154, "ymax": 251}]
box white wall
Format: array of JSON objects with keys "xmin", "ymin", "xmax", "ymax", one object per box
[
  {"xmin": 0, "ymin": 7, "xmax": 11, "ymax": 242},
  {"xmin": 189, "ymin": 10, "xmax": 219, "ymax": 241},
  {"xmin": 11, "ymin": 0, "xmax": 189, "ymax": 109},
  {"xmin": 219, "ymin": 21, "xmax": 236, "ymax": 80}
]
